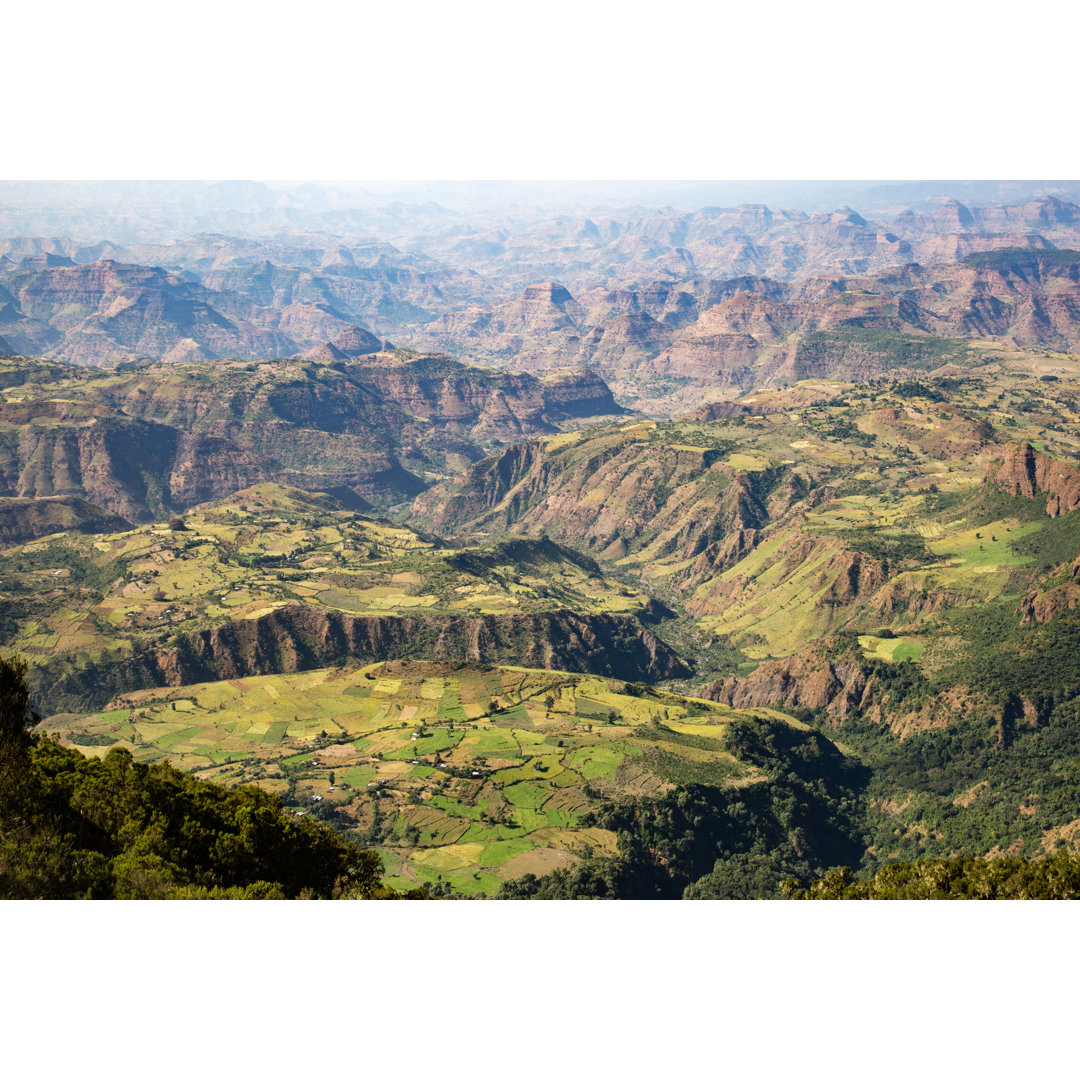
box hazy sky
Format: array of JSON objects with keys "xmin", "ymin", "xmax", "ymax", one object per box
[{"xmin": 9, "ymin": 0, "xmax": 1079, "ymax": 181}]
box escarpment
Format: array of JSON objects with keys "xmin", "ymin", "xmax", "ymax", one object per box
[
  {"xmin": 0, "ymin": 355, "xmax": 627, "ymax": 522},
  {"xmin": 0, "ymin": 411, "xmax": 331, "ymax": 522},
  {"xmin": 35, "ymin": 604, "xmax": 691, "ymax": 712}
]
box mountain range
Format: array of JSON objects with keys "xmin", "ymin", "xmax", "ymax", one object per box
[{"xmin": 7, "ymin": 182, "xmax": 1080, "ymax": 899}]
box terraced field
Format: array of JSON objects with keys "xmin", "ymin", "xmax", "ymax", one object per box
[
  {"xmin": 414, "ymin": 360, "xmax": 1080, "ymax": 672},
  {"xmin": 39, "ymin": 660, "xmax": 789, "ymax": 896},
  {"xmin": 15, "ymin": 355, "xmax": 1080, "ymax": 896},
  {"xmin": 0, "ymin": 483, "xmax": 660, "ymax": 707}
]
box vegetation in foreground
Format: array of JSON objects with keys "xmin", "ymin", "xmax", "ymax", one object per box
[
  {"xmin": 790, "ymin": 851, "xmax": 1080, "ymax": 899},
  {"xmin": 0, "ymin": 653, "xmax": 407, "ymax": 899}
]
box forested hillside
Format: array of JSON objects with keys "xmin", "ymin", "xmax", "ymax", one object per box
[{"xmin": 0, "ymin": 654, "xmax": 401, "ymax": 899}]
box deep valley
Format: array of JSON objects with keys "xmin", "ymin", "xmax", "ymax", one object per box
[{"xmin": 7, "ymin": 180, "xmax": 1080, "ymax": 899}]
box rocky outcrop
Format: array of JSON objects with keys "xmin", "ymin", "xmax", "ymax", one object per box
[
  {"xmin": 991, "ymin": 442, "xmax": 1080, "ymax": 516},
  {"xmin": 702, "ymin": 640, "xmax": 1005, "ymax": 739},
  {"xmin": 701, "ymin": 644, "xmax": 867, "ymax": 722},
  {"xmin": 36, "ymin": 605, "xmax": 691, "ymax": 712},
  {"xmin": 296, "ymin": 324, "xmax": 385, "ymax": 362},
  {"xmin": 354, "ymin": 362, "xmax": 623, "ymax": 438},
  {"xmin": 870, "ymin": 579, "xmax": 966, "ymax": 618},
  {"xmin": 272, "ymin": 303, "xmax": 353, "ymax": 346},
  {"xmin": 502, "ymin": 282, "xmax": 583, "ymax": 334},
  {"xmin": 1019, "ymin": 556, "xmax": 1080, "ymax": 624},
  {"xmin": 646, "ymin": 294, "xmax": 792, "ymax": 387},
  {"xmin": 683, "ymin": 527, "xmax": 763, "ymax": 577},
  {"xmin": 816, "ymin": 547, "xmax": 887, "ymax": 606}
]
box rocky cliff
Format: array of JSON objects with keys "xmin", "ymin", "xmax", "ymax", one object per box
[
  {"xmin": 37, "ymin": 605, "xmax": 691, "ymax": 712},
  {"xmin": 0, "ymin": 405, "xmax": 286, "ymax": 521},
  {"xmin": 991, "ymin": 442, "xmax": 1080, "ymax": 516},
  {"xmin": 0, "ymin": 353, "xmax": 627, "ymax": 519},
  {"xmin": 701, "ymin": 642, "xmax": 868, "ymax": 721}
]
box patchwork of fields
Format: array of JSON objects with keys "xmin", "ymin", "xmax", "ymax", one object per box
[{"xmin": 40, "ymin": 660, "xmax": 779, "ymax": 896}]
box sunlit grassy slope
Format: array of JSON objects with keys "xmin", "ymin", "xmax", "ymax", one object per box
[{"xmin": 40, "ymin": 660, "xmax": 799, "ymax": 896}]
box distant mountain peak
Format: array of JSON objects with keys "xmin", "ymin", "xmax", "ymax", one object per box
[
  {"xmin": 297, "ymin": 324, "xmax": 385, "ymax": 363},
  {"xmin": 331, "ymin": 325, "xmax": 383, "ymax": 356},
  {"xmin": 832, "ymin": 205, "xmax": 868, "ymax": 226},
  {"xmin": 522, "ymin": 281, "xmax": 575, "ymax": 304}
]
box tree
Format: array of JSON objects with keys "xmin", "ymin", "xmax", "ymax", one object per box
[
  {"xmin": 0, "ymin": 652, "xmax": 397, "ymax": 900},
  {"xmin": 0, "ymin": 653, "xmax": 36, "ymax": 776}
]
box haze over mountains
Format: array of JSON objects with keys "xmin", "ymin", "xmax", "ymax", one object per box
[
  {"xmin": 9, "ymin": 179, "xmax": 1080, "ymax": 899},
  {"xmin": 6, "ymin": 183, "xmax": 1080, "ymax": 407},
  {"xmin": 4, "ymin": 179, "xmax": 1080, "ymax": 236}
]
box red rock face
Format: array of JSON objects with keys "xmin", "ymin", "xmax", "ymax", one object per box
[
  {"xmin": 0, "ymin": 410, "xmax": 280, "ymax": 522},
  {"xmin": 0, "ymin": 354, "xmax": 626, "ymax": 521},
  {"xmin": 414, "ymin": 249, "xmax": 1080, "ymax": 414},
  {"xmin": 992, "ymin": 442, "xmax": 1080, "ymax": 516},
  {"xmin": 701, "ymin": 645, "xmax": 867, "ymax": 721}
]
